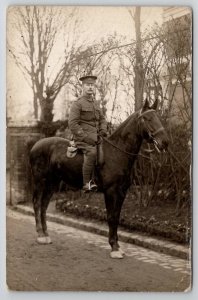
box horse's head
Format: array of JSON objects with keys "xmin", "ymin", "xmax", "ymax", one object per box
[{"xmin": 138, "ymin": 99, "xmax": 169, "ymax": 152}]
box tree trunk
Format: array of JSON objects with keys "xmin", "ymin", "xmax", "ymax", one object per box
[
  {"xmin": 40, "ymin": 97, "xmax": 54, "ymax": 123},
  {"xmin": 38, "ymin": 96, "xmax": 57, "ymax": 137},
  {"xmin": 33, "ymin": 94, "xmax": 38, "ymax": 119},
  {"xmin": 134, "ymin": 7, "xmax": 144, "ymax": 111}
]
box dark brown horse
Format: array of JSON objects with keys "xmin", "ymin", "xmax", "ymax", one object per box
[{"xmin": 29, "ymin": 99, "xmax": 169, "ymax": 258}]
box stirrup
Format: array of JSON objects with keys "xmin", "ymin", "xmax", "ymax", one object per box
[{"xmin": 83, "ymin": 180, "xmax": 98, "ymax": 193}]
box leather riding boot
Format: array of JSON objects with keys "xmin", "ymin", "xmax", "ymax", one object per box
[{"xmin": 82, "ymin": 146, "xmax": 97, "ymax": 192}]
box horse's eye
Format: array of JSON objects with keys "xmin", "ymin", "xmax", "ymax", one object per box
[{"xmin": 144, "ymin": 117, "xmax": 152, "ymax": 122}]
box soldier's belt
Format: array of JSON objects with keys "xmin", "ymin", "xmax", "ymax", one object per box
[{"xmin": 80, "ymin": 120, "xmax": 99, "ymax": 129}]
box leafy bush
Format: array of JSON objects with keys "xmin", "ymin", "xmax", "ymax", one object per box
[
  {"xmin": 38, "ymin": 120, "xmax": 68, "ymax": 137},
  {"xmin": 132, "ymin": 122, "xmax": 191, "ymax": 212}
]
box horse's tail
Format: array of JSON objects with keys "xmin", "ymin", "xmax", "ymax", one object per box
[{"xmin": 25, "ymin": 137, "xmax": 40, "ymax": 202}]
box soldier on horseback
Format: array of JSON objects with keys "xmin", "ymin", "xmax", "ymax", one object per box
[{"xmin": 68, "ymin": 74, "xmax": 107, "ymax": 192}]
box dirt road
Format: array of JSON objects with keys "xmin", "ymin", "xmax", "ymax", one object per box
[{"xmin": 6, "ymin": 209, "xmax": 191, "ymax": 291}]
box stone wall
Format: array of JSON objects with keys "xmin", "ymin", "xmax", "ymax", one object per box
[{"xmin": 7, "ymin": 126, "xmax": 44, "ymax": 205}]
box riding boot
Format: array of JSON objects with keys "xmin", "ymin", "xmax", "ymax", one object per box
[{"xmin": 82, "ymin": 146, "xmax": 97, "ymax": 192}]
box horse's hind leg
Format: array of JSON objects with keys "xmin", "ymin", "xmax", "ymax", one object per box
[
  {"xmin": 32, "ymin": 177, "xmax": 59, "ymax": 244},
  {"xmin": 32, "ymin": 180, "xmax": 46, "ymax": 241},
  {"xmin": 40, "ymin": 182, "xmax": 56, "ymax": 244}
]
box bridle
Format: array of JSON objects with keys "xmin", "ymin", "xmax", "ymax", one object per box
[
  {"xmin": 138, "ymin": 109, "xmax": 165, "ymax": 152},
  {"xmin": 102, "ymin": 109, "xmax": 165, "ymax": 158},
  {"xmin": 138, "ymin": 109, "xmax": 165, "ymax": 138}
]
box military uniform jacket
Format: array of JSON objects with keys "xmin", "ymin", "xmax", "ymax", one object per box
[{"xmin": 69, "ymin": 95, "xmax": 107, "ymax": 145}]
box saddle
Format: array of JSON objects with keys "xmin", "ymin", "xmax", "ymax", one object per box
[{"xmin": 66, "ymin": 140, "xmax": 104, "ymax": 165}]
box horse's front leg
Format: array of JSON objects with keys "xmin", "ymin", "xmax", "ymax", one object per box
[{"xmin": 104, "ymin": 186, "xmax": 126, "ymax": 259}]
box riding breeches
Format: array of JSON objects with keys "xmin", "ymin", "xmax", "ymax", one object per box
[{"xmin": 82, "ymin": 145, "xmax": 97, "ymax": 184}]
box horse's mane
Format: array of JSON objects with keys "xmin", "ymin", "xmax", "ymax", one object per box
[{"xmin": 109, "ymin": 111, "xmax": 139, "ymax": 140}]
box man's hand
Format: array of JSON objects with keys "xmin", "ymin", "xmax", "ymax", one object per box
[
  {"xmin": 83, "ymin": 136, "xmax": 96, "ymax": 146},
  {"xmin": 100, "ymin": 131, "xmax": 107, "ymax": 138}
]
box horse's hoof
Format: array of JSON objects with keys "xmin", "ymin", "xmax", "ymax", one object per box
[
  {"xmin": 37, "ymin": 236, "xmax": 52, "ymax": 244},
  {"xmin": 110, "ymin": 250, "xmax": 124, "ymax": 259}
]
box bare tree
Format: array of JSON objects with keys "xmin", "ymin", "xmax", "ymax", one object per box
[
  {"xmin": 127, "ymin": 7, "xmax": 144, "ymax": 111},
  {"xmin": 118, "ymin": 8, "xmax": 163, "ymax": 112},
  {"xmin": 143, "ymin": 14, "xmax": 192, "ymax": 122},
  {"xmin": 67, "ymin": 34, "xmax": 121, "ymax": 115},
  {"xmin": 7, "ymin": 6, "xmax": 82, "ymax": 122},
  {"xmin": 136, "ymin": 15, "xmax": 192, "ymax": 211},
  {"xmin": 160, "ymin": 15, "xmax": 192, "ymax": 123}
]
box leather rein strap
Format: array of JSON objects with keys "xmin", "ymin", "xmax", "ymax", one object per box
[
  {"xmin": 102, "ymin": 109, "xmax": 164, "ymax": 160},
  {"xmin": 102, "ymin": 137, "xmax": 141, "ymax": 158}
]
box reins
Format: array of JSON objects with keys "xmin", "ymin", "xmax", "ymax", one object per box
[
  {"xmin": 102, "ymin": 137, "xmax": 136, "ymax": 156},
  {"xmin": 102, "ymin": 137, "xmax": 153, "ymax": 160},
  {"xmin": 101, "ymin": 109, "xmax": 165, "ymax": 160}
]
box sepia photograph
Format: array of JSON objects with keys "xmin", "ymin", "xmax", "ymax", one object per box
[{"xmin": 6, "ymin": 5, "xmax": 192, "ymax": 292}]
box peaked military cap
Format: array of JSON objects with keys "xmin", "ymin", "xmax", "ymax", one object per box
[{"xmin": 79, "ymin": 74, "xmax": 97, "ymax": 83}]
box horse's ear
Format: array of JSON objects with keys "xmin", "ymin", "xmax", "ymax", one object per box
[
  {"xmin": 151, "ymin": 98, "xmax": 158, "ymax": 110},
  {"xmin": 142, "ymin": 98, "xmax": 150, "ymax": 111}
]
